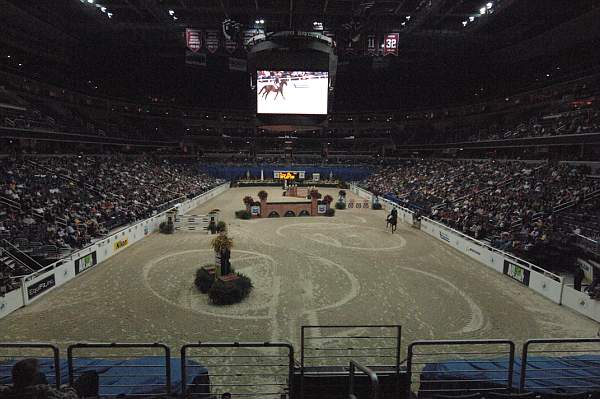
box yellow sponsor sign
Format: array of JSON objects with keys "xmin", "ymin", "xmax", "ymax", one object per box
[{"xmin": 114, "ymin": 238, "xmax": 129, "ymax": 251}]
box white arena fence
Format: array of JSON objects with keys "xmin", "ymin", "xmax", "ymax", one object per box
[
  {"xmin": 350, "ymin": 184, "xmax": 600, "ymax": 323},
  {"xmin": 0, "ymin": 183, "xmax": 230, "ymax": 320}
]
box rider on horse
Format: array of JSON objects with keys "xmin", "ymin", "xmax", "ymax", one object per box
[{"xmin": 387, "ymin": 208, "xmax": 398, "ymax": 233}]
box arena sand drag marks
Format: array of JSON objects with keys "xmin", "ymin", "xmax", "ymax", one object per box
[{"xmin": 0, "ymin": 187, "xmax": 597, "ymax": 355}]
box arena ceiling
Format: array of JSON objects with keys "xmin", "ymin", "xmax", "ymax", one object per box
[{"xmin": 1, "ymin": 0, "xmax": 599, "ymax": 57}]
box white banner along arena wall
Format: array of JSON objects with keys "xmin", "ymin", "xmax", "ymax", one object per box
[{"xmin": 0, "ymin": 183, "xmax": 230, "ymax": 320}]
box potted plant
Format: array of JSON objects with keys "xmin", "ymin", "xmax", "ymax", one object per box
[
  {"xmin": 216, "ymin": 221, "xmax": 227, "ymax": 233},
  {"xmin": 323, "ymin": 195, "xmax": 333, "ymax": 204},
  {"xmin": 258, "ymin": 190, "xmax": 268, "ymax": 201},
  {"xmin": 211, "ymin": 233, "xmax": 233, "ymax": 275},
  {"xmin": 243, "ymin": 196, "xmax": 254, "ymax": 211}
]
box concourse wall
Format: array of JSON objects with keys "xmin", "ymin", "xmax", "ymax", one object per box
[{"xmin": 0, "ymin": 183, "xmax": 230, "ymax": 320}]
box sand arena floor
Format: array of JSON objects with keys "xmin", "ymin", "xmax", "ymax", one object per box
[{"xmin": 0, "ymin": 187, "xmax": 597, "ymax": 355}]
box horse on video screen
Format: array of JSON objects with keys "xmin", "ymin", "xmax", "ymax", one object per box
[{"xmin": 258, "ymin": 80, "xmax": 287, "ymax": 100}]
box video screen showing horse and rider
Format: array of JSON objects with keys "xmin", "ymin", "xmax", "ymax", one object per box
[{"xmin": 256, "ymin": 70, "xmax": 329, "ymax": 115}]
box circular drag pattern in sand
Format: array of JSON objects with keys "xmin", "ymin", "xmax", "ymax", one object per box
[{"xmin": 276, "ymin": 222, "xmax": 407, "ymax": 251}]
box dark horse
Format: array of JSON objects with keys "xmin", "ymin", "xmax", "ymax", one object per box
[
  {"xmin": 386, "ymin": 208, "xmax": 398, "ymax": 234},
  {"xmin": 258, "ymin": 80, "xmax": 287, "ymax": 100}
]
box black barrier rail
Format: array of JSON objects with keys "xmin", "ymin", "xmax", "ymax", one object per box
[
  {"xmin": 406, "ymin": 340, "xmax": 515, "ymax": 398},
  {"xmin": 349, "ymin": 360, "xmax": 379, "ymax": 399},
  {"xmin": 300, "ymin": 325, "xmax": 401, "ymax": 399},
  {"xmin": 520, "ymin": 338, "xmax": 600, "ymax": 393},
  {"xmin": 67, "ymin": 342, "xmax": 171, "ymax": 397},
  {"xmin": 181, "ymin": 341, "xmax": 294, "ymax": 398},
  {"xmin": 0, "ymin": 343, "xmax": 61, "ymax": 388}
]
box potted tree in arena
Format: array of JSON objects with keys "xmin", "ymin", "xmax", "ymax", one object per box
[
  {"xmin": 257, "ymin": 190, "xmax": 268, "ymax": 217},
  {"xmin": 243, "ymin": 196, "xmax": 254, "ymax": 212},
  {"xmin": 211, "ymin": 233, "xmax": 233, "ymax": 276}
]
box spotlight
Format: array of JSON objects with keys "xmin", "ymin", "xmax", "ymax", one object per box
[
  {"xmin": 168, "ymin": 10, "xmax": 174, "ymax": 15},
  {"xmin": 260, "ymin": 19, "xmax": 265, "ymax": 24},
  {"xmin": 107, "ymin": 12, "xmax": 112, "ymax": 18},
  {"xmin": 406, "ymin": 15, "xmax": 411, "ymax": 20},
  {"xmin": 87, "ymin": 0, "xmax": 93, "ymax": 3},
  {"xmin": 486, "ymin": 2, "xmax": 493, "ymax": 8},
  {"xmin": 480, "ymin": 7, "xmax": 486, "ymax": 14},
  {"xmin": 469, "ymin": 16, "xmax": 475, "ymax": 21},
  {"xmin": 100, "ymin": 6, "xmax": 106, "ymax": 12},
  {"xmin": 462, "ymin": 21, "xmax": 468, "ymax": 26}
]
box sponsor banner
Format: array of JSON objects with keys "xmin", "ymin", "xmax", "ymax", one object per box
[
  {"xmin": 229, "ymin": 57, "xmax": 247, "ymax": 72},
  {"xmin": 114, "ymin": 238, "xmax": 129, "ymax": 251},
  {"xmin": 384, "ymin": 33, "xmax": 399, "ymax": 56},
  {"xmin": 317, "ymin": 204, "xmax": 327, "ymax": 214},
  {"xmin": 206, "ymin": 30, "xmax": 220, "ymax": 53},
  {"xmin": 367, "ymin": 34, "xmax": 376, "ymax": 55},
  {"xmin": 312, "ymin": 173, "xmax": 320, "ymax": 182},
  {"xmin": 185, "ymin": 29, "xmax": 202, "ymax": 52},
  {"xmin": 251, "ymin": 205, "xmax": 260, "ymax": 216},
  {"xmin": 186, "ymin": 51, "xmax": 207, "ymax": 67},
  {"xmin": 27, "ymin": 274, "xmax": 56, "ymax": 300},
  {"xmin": 439, "ymin": 231, "xmax": 450, "ymax": 243},
  {"xmin": 503, "ymin": 260, "xmax": 530, "ymax": 286},
  {"xmin": 274, "ymin": 171, "xmax": 305, "ymax": 180},
  {"xmin": 225, "ymin": 38, "xmax": 238, "ymax": 53},
  {"xmin": 75, "ymin": 251, "xmax": 98, "ymax": 275}
]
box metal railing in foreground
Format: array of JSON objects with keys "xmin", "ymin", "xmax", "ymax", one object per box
[
  {"xmin": 349, "ymin": 360, "xmax": 379, "ymax": 399},
  {"xmin": 0, "ymin": 343, "xmax": 61, "ymax": 388},
  {"xmin": 520, "ymin": 338, "xmax": 600, "ymax": 393},
  {"xmin": 67, "ymin": 342, "xmax": 172, "ymax": 397},
  {"xmin": 181, "ymin": 341, "xmax": 294, "ymax": 398},
  {"xmin": 406, "ymin": 340, "xmax": 516, "ymax": 398},
  {"xmin": 300, "ymin": 325, "xmax": 401, "ymax": 398}
]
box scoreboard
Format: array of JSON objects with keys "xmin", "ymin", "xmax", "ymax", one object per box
[{"xmin": 274, "ymin": 171, "xmax": 305, "ymax": 180}]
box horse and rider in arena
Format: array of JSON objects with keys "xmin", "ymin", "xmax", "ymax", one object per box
[
  {"xmin": 386, "ymin": 208, "xmax": 398, "ymax": 233},
  {"xmin": 258, "ymin": 78, "xmax": 288, "ymax": 100}
]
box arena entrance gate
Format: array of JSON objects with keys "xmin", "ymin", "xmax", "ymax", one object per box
[{"xmin": 299, "ymin": 325, "xmax": 402, "ymax": 399}]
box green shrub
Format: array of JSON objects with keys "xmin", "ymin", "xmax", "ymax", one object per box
[
  {"xmin": 194, "ymin": 266, "xmax": 216, "ymax": 293},
  {"xmin": 235, "ymin": 209, "xmax": 252, "ymax": 219},
  {"xmin": 334, "ymin": 201, "xmax": 346, "ymax": 210},
  {"xmin": 325, "ymin": 208, "xmax": 335, "ymax": 217},
  {"xmin": 159, "ymin": 221, "xmax": 174, "ymax": 234},
  {"xmin": 216, "ymin": 221, "xmax": 227, "ymax": 233},
  {"xmin": 207, "ymin": 273, "xmax": 253, "ymax": 305}
]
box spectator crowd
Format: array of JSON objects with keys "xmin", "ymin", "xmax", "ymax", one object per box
[
  {"xmin": 0, "ymin": 156, "xmax": 223, "ymax": 294},
  {"xmin": 362, "ymin": 159, "xmax": 600, "ymax": 265}
]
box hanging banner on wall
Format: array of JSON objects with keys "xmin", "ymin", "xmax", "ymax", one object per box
[
  {"xmin": 185, "ymin": 29, "xmax": 202, "ymax": 52},
  {"xmin": 367, "ymin": 34, "xmax": 376, "ymax": 56},
  {"xmin": 503, "ymin": 260, "xmax": 531, "ymax": 286},
  {"xmin": 75, "ymin": 251, "xmax": 98, "ymax": 275},
  {"xmin": 225, "ymin": 38, "xmax": 238, "ymax": 53},
  {"xmin": 206, "ymin": 30, "xmax": 220, "ymax": 53},
  {"xmin": 383, "ymin": 33, "xmax": 399, "ymax": 56},
  {"xmin": 114, "ymin": 238, "xmax": 129, "ymax": 251},
  {"xmin": 27, "ymin": 274, "xmax": 56, "ymax": 300}
]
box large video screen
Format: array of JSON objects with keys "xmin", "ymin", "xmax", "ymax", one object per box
[{"xmin": 257, "ymin": 70, "xmax": 328, "ymax": 115}]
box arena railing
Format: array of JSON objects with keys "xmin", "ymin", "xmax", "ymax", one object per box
[
  {"xmin": 349, "ymin": 360, "xmax": 379, "ymax": 399},
  {"xmin": 67, "ymin": 342, "xmax": 172, "ymax": 397},
  {"xmin": 420, "ymin": 217, "xmax": 563, "ymax": 283},
  {"xmin": 300, "ymin": 325, "xmax": 401, "ymax": 398},
  {"xmin": 180, "ymin": 341, "xmax": 294, "ymax": 398},
  {"xmin": 519, "ymin": 338, "xmax": 600, "ymax": 393},
  {"xmin": 0, "ymin": 343, "xmax": 61, "ymax": 388},
  {"xmin": 406, "ymin": 339, "xmax": 516, "ymax": 398}
]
